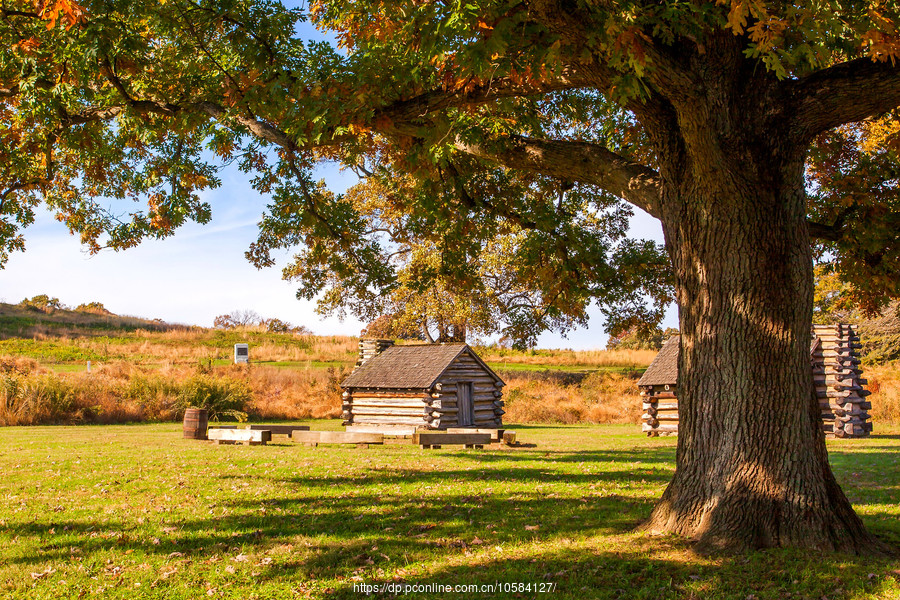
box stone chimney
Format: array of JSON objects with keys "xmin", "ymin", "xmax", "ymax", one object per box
[{"xmin": 356, "ymin": 338, "xmax": 394, "ymax": 368}]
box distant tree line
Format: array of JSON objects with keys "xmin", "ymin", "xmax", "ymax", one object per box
[{"xmin": 213, "ymin": 309, "xmax": 312, "ymax": 335}]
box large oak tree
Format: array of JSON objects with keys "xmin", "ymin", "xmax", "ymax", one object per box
[{"xmin": 3, "ymin": 0, "xmax": 900, "ymax": 553}]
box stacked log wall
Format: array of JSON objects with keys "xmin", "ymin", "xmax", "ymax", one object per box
[
  {"xmin": 640, "ymin": 324, "xmax": 872, "ymax": 438},
  {"xmin": 355, "ymin": 339, "xmax": 395, "ymax": 368},
  {"xmin": 432, "ymin": 352, "xmax": 504, "ymax": 429},
  {"xmin": 640, "ymin": 384, "xmax": 678, "ymax": 437},
  {"xmin": 811, "ymin": 324, "xmax": 873, "ymax": 438},
  {"xmin": 342, "ymin": 390, "xmax": 428, "ymax": 427},
  {"xmin": 343, "ymin": 350, "xmax": 504, "ymax": 430}
]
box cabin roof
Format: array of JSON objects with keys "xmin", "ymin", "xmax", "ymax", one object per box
[
  {"xmin": 341, "ymin": 343, "xmax": 503, "ymax": 390},
  {"xmin": 637, "ymin": 336, "xmax": 680, "ymax": 387}
]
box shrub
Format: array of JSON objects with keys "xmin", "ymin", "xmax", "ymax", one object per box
[
  {"xmin": 19, "ymin": 295, "xmax": 65, "ymax": 312},
  {"xmin": 176, "ymin": 375, "xmax": 251, "ymax": 421},
  {"xmin": 0, "ymin": 355, "xmax": 42, "ymax": 375},
  {"xmin": 0, "ymin": 373, "xmax": 77, "ymax": 426},
  {"xmin": 264, "ymin": 318, "xmax": 292, "ymax": 333},
  {"xmin": 75, "ymin": 301, "xmax": 112, "ymax": 315}
]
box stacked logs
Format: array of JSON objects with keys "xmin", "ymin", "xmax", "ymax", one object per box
[
  {"xmin": 355, "ymin": 338, "xmax": 395, "ymax": 368},
  {"xmin": 641, "ymin": 325, "xmax": 873, "ymax": 438},
  {"xmin": 423, "ymin": 383, "xmax": 451, "ymax": 428},
  {"xmin": 811, "ymin": 324, "xmax": 873, "ymax": 438},
  {"xmin": 640, "ymin": 384, "xmax": 679, "ymax": 436}
]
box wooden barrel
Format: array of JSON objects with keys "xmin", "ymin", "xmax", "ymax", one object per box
[{"xmin": 183, "ymin": 408, "xmax": 208, "ymax": 440}]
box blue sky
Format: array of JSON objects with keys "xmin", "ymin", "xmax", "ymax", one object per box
[
  {"xmin": 1, "ymin": 17, "xmax": 678, "ymax": 350},
  {"xmin": 2, "ymin": 170, "xmax": 677, "ymax": 349}
]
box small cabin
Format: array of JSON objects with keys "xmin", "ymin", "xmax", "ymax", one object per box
[
  {"xmin": 340, "ymin": 339, "xmax": 505, "ymax": 435},
  {"xmin": 639, "ymin": 326, "xmax": 872, "ymax": 438},
  {"xmin": 637, "ymin": 336, "xmax": 680, "ymax": 436}
]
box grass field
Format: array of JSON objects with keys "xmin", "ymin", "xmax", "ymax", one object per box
[{"xmin": 1, "ymin": 423, "xmax": 898, "ymax": 600}]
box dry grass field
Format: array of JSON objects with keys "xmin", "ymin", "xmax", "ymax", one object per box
[{"xmin": 2, "ymin": 301, "xmax": 899, "ymax": 427}]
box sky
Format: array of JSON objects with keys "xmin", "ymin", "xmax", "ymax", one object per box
[
  {"xmin": 1, "ymin": 171, "xmax": 677, "ymax": 349},
  {"xmin": 0, "ymin": 17, "xmax": 679, "ymax": 350}
]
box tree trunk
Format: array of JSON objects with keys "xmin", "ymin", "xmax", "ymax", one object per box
[{"xmin": 643, "ymin": 99, "xmax": 885, "ymax": 554}]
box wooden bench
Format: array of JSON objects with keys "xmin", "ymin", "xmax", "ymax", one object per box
[
  {"xmin": 445, "ymin": 428, "xmax": 517, "ymax": 445},
  {"xmin": 245, "ymin": 425, "xmax": 309, "ymax": 437},
  {"xmin": 291, "ymin": 430, "xmax": 384, "ymax": 448},
  {"xmin": 413, "ymin": 432, "xmax": 492, "ymax": 449},
  {"xmin": 209, "ymin": 424, "xmax": 310, "ymax": 437},
  {"xmin": 208, "ymin": 428, "xmax": 271, "ymax": 446}
]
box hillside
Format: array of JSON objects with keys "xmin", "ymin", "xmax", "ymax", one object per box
[
  {"xmin": 0, "ymin": 301, "xmax": 655, "ymax": 371},
  {"xmin": 0, "ymin": 301, "xmax": 176, "ymax": 338},
  {"xmin": 0, "ymin": 301, "xmax": 357, "ymax": 367}
]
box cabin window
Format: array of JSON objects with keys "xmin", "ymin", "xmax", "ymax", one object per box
[{"xmin": 457, "ymin": 382, "xmax": 474, "ymax": 427}]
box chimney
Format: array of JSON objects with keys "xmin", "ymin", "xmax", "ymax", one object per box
[{"xmin": 356, "ymin": 338, "xmax": 394, "ymax": 368}]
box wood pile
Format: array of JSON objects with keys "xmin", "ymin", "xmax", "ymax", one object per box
[
  {"xmin": 641, "ymin": 325, "xmax": 872, "ymax": 438},
  {"xmin": 811, "ymin": 324, "xmax": 873, "ymax": 438}
]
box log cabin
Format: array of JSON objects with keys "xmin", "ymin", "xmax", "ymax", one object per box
[
  {"xmin": 341, "ymin": 340, "xmax": 505, "ymax": 435},
  {"xmin": 639, "ymin": 326, "xmax": 872, "ymax": 438},
  {"xmin": 637, "ymin": 336, "xmax": 680, "ymax": 436}
]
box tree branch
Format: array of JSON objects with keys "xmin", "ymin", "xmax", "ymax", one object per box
[
  {"xmin": 790, "ymin": 58, "xmax": 900, "ymax": 143},
  {"xmin": 455, "ymin": 135, "xmax": 662, "ymax": 217},
  {"xmin": 808, "ymin": 205, "xmax": 858, "ymax": 242},
  {"xmin": 377, "ymin": 64, "xmax": 608, "ymax": 125}
]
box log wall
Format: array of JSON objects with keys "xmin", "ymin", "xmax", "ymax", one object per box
[
  {"xmin": 341, "ymin": 390, "xmax": 429, "ymax": 427},
  {"xmin": 812, "ymin": 324, "xmax": 873, "ymax": 438},
  {"xmin": 640, "ymin": 324, "xmax": 872, "ymax": 438},
  {"xmin": 640, "ymin": 384, "xmax": 679, "ymax": 437},
  {"xmin": 431, "ymin": 352, "xmax": 504, "ymax": 429}
]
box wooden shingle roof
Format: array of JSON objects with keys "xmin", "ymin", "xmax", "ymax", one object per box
[
  {"xmin": 341, "ymin": 343, "xmax": 502, "ymax": 390},
  {"xmin": 637, "ymin": 336, "xmax": 680, "ymax": 387}
]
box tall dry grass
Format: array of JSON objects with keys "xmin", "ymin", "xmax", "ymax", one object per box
[
  {"xmin": 864, "ymin": 362, "xmax": 900, "ymax": 425},
  {"xmin": 76, "ymin": 331, "xmax": 359, "ymax": 365},
  {"xmin": 0, "ymin": 355, "xmax": 346, "ymax": 426},
  {"xmin": 501, "ymin": 370, "xmax": 643, "ymax": 424},
  {"xmin": 478, "ymin": 347, "xmax": 657, "ymax": 368},
  {"xmin": 247, "ymin": 365, "xmax": 347, "ymax": 420}
]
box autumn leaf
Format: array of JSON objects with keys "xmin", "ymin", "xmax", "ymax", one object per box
[{"xmin": 38, "ymin": 0, "xmax": 85, "ymax": 30}]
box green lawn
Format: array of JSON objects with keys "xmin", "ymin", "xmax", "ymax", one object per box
[{"xmin": 0, "ymin": 423, "xmax": 898, "ymax": 599}]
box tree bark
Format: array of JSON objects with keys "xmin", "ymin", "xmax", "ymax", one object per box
[{"xmin": 642, "ymin": 78, "xmax": 886, "ymax": 554}]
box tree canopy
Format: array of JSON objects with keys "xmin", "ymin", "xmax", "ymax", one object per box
[
  {"xmin": 4, "ymin": 0, "xmax": 900, "ymax": 553},
  {"xmin": 2, "ymin": 1, "xmax": 898, "ymax": 340}
]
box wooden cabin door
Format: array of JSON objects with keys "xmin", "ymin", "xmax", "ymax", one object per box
[{"xmin": 457, "ymin": 382, "xmax": 474, "ymax": 427}]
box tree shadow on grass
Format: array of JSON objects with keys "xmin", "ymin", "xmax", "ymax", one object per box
[
  {"xmin": 4, "ymin": 435, "xmax": 899, "ymax": 598},
  {"xmin": 432, "ymin": 446, "xmax": 678, "ymax": 465},
  {"xmin": 5, "ymin": 486, "xmax": 655, "ymax": 568},
  {"xmin": 319, "ymin": 540, "xmax": 900, "ymax": 600}
]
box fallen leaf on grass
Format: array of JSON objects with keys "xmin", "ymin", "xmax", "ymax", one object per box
[
  {"xmin": 232, "ymin": 554, "xmax": 249, "ymax": 562},
  {"xmin": 31, "ymin": 566, "xmax": 56, "ymax": 580},
  {"xmin": 524, "ymin": 525, "xmax": 540, "ymax": 531}
]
